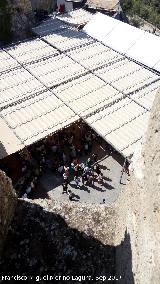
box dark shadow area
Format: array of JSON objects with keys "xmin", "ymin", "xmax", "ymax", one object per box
[
  {"xmin": 103, "ymin": 183, "xmax": 114, "ymax": 191},
  {"xmin": 92, "ymin": 184, "xmax": 106, "ymax": 192},
  {"xmin": 103, "ymin": 176, "xmax": 112, "ymax": 182},
  {"xmin": 69, "ymin": 198, "xmax": 79, "ymax": 202},
  {"xmin": 39, "ymin": 171, "xmax": 63, "ymax": 193},
  {"xmin": 115, "ymin": 230, "xmax": 135, "ymax": 284},
  {"xmin": 120, "ymin": 181, "xmax": 126, "ymax": 186},
  {"xmin": 0, "ymin": 152, "xmax": 22, "ymax": 183},
  {"xmin": 72, "ymin": 193, "xmax": 80, "ymax": 200},
  {"xmin": 0, "ymin": 199, "xmax": 134, "ymax": 283},
  {"xmin": 80, "ymin": 184, "xmax": 90, "ymax": 193},
  {"xmin": 69, "ymin": 182, "xmax": 78, "ymax": 189},
  {"xmin": 99, "ymin": 164, "xmax": 109, "ymax": 170},
  {"xmin": 111, "ymin": 151, "xmax": 124, "ymax": 167},
  {"xmin": 31, "ymin": 182, "xmax": 49, "ymax": 199}
]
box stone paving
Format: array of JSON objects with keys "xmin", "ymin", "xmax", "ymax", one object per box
[{"xmin": 34, "ymin": 142, "xmax": 129, "ymax": 205}]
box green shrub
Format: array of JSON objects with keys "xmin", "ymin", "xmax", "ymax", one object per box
[{"xmin": 122, "ymin": 0, "xmax": 160, "ymax": 27}]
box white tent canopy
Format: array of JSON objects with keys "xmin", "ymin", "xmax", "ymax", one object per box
[
  {"xmin": 0, "ymin": 9, "xmax": 160, "ymax": 159},
  {"xmin": 102, "ymin": 21, "xmax": 144, "ymax": 54},
  {"xmin": 6, "ymin": 39, "xmax": 59, "ymax": 65},
  {"xmin": 127, "ymin": 32, "xmax": 160, "ymax": 69},
  {"xmin": 154, "ymin": 60, "xmax": 160, "ymax": 72},
  {"xmin": 1, "ymin": 90, "xmax": 79, "ymax": 147},
  {"xmin": 85, "ymin": 98, "xmax": 149, "ymax": 156},
  {"xmin": 83, "ymin": 12, "xmax": 119, "ymax": 41},
  {"xmin": 0, "ymin": 51, "xmax": 79, "ymax": 158},
  {"xmin": 83, "ymin": 12, "xmax": 160, "ymax": 73}
]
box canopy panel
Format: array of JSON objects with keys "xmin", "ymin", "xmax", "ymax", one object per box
[
  {"xmin": 0, "ymin": 10, "xmax": 159, "ymax": 159},
  {"xmin": 83, "ymin": 12, "xmax": 160, "ymax": 73}
]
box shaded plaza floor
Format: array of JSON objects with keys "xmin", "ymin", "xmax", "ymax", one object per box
[{"xmin": 33, "ymin": 139, "xmax": 129, "ymax": 205}]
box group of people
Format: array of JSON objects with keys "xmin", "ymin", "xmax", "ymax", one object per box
[
  {"xmin": 14, "ymin": 124, "xmax": 100, "ymax": 199},
  {"xmin": 61, "ymin": 157, "xmax": 104, "ymax": 201},
  {"xmin": 12, "ymin": 123, "xmax": 131, "ymax": 200}
]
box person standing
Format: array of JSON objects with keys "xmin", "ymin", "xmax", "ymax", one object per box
[
  {"xmin": 62, "ymin": 182, "xmax": 68, "ymax": 194},
  {"xmin": 95, "ymin": 164, "xmax": 101, "ymax": 175},
  {"xmin": 63, "ymin": 172, "xmax": 69, "ymax": 184},
  {"xmin": 74, "ymin": 176, "xmax": 80, "ymax": 188},
  {"xmin": 120, "ymin": 157, "xmax": 130, "ymax": 184}
]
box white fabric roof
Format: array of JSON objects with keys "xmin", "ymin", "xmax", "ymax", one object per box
[
  {"xmin": 154, "ymin": 60, "xmax": 160, "ymax": 72},
  {"xmin": 86, "ymin": 98, "xmax": 150, "ymax": 156},
  {"xmin": 43, "ymin": 28, "xmax": 94, "ymax": 51},
  {"xmin": 83, "ymin": 12, "xmax": 160, "ymax": 72},
  {"xmin": 0, "ymin": 51, "xmax": 79, "ymax": 157},
  {"xmin": 67, "ymin": 41, "xmax": 123, "ymax": 70},
  {"xmin": 54, "ymin": 73, "xmax": 123, "ymax": 117},
  {"xmin": 128, "ymin": 80, "xmax": 160, "ymax": 110},
  {"xmin": 6, "ymin": 39, "xmax": 59, "ymax": 65},
  {"xmin": 110, "ymin": 68, "xmax": 159, "ymax": 95},
  {"xmin": 94, "ymin": 58, "xmax": 141, "ymax": 83},
  {"xmin": 33, "ymin": 9, "xmax": 92, "ymax": 37},
  {"xmin": 127, "ymin": 32, "xmax": 160, "ymax": 69},
  {"xmin": 102, "ymin": 21, "xmax": 144, "ymax": 54},
  {"xmin": 83, "ymin": 12, "xmax": 119, "ymax": 41},
  {"xmin": 1, "ymin": 90, "xmax": 79, "ymax": 146},
  {"xmin": 0, "ymin": 67, "xmax": 45, "ymax": 109},
  {"xmin": 26, "ymin": 54, "xmax": 86, "ymax": 88},
  {"xmin": 0, "ymin": 118, "xmax": 24, "ymax": 159},
  {"xmin": 0, "ymin": 50, "xmax": 19, "ymax": 73},
  {"xmin": 105, "ymin": 112, "xmax": 150, "ymax": 155},
  {"xmin": 0, "ymin": 10, "xmax": 160, "ymax": 159}
]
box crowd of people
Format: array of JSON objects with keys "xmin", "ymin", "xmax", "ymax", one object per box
[
  {"xmin": 8, "ymin": 122, "xmax": 131, "ymax": 201},
  {"xmin": 14, "ymin": 123, "xmax": 104, "ymax": 199},
  {"xmin": 61, "ymin": 157, "xmax": 104, "ymax": 201}
]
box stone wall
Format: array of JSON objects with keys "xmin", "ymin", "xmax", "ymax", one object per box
[{"xmin": 0, "ymin": 170, "xmax": 17, "ymax": 253}]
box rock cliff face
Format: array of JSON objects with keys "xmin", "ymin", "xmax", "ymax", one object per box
[
  {"xmin": 0, "ymin": 0, "xmax": 12, "ymax": 42},
  {"xmin": 0, "ymin": 199, "xmax": 117, "ymax": 279},
  {"xmin": 0, "ymin": 0, "xmax": 56, "ymax": 42},
  {"xmin": 8, "ymin": 0, "xmax": 33, "ymax": 40},
  {"xmin": 31, "ymin": 0, "xmax": 56, "ymax": 12},
  {"xmin": 0, "ymin": 170, "xmax": 17, "ymax": 253},
  {"xmin": 0, "ymin": 0, "xmax": 33, "ymax": 42}
]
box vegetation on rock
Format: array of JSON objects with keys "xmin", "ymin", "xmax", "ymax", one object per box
[{"xmin": 121, "ymin": 0, "xmax": 160, "ymax": 28}]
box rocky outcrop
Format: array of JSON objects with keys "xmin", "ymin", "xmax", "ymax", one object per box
[
  {"xmin": 0, "ymin": 170, "xmax": 17, "ymax": 253},
  {"xmin": 0, "ymin": 0, "xmax": 33, "ymax": 42},
  {"xmin": 0, "ymin": 199, "xmax": 117, "ymax": 280},
  {"xmin": 31, "ymin": 0, "xmax": 56, "ymax": 12},
  {"xmin": 87, "ymin": 0, "xmax": 120, "ymax": 11},
  {"xmin": 0, "ymin": 0, "xmax": 57, "ymax": 42},
  {"xmin": 0, "ymin": 0, "xmax": 12, "ymax": 42},
  {"xmin": 8, "ymin": 0, "xmax": 33, "ymax": 40}
]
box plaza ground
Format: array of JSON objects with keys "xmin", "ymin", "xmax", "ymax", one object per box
[{"xmin": 33, "ymin": 139, "xmax": 129, "ymax": 205}]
